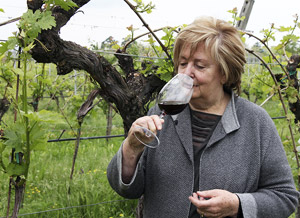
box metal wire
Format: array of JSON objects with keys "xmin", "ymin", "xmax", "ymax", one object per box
[
  {"xmin": 47, "ymin": 134, "xmax": 125, "ymax": 142},
  {"xmin": 93, "ymin": 49, "xmax": 166, "ymax": 60},
  {"xmin": 1, "ymin": 199, "xmax": 132, "ymax": 218}
]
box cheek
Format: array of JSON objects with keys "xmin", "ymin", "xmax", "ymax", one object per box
[
  {"xmin": 194, "ymin": 74, "xmax": 210, "ymax": 85},
  {"xmin": 192, "ymin": 86, "xmax": 201, "ymax": 96}
]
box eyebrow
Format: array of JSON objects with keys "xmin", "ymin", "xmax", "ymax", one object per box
[{"xmin": 179, "ymin": 56, "xmax": 209, "ymax": 64}]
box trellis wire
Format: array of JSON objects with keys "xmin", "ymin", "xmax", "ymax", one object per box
[
  {"xmin": 46, "ymin": 115, "xmax": 286, "ymax": 143},
  {"xmin": 47, "ymin": 134, "xmax": 125, "ymax": 142},
  {"xmin": 0, "ymin": 199, "xmax": 132, "ymax": 218},
  {"xmin": 93, "ymin": 49, "xmax": 166, "ymax": 60},
  {"xmin": 0, "ymin": 39, "xmax": 285, "ymax": 64}
]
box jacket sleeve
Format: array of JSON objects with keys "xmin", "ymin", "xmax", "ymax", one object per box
[
  {"xmin": 106, "ymin": 142, "xmax": 147, "ymax": 199},
  {"xmin": 106, "ymin": 107, "xmax": 159, "ymax": 199},
  {"xmin": 237, "ymin": 118, "xmax": 299, "ymax": 218}
]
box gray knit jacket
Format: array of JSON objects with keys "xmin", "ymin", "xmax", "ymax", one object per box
[{"xmin": 107, "ymin": 93, "xmax": 299, "ymax": 218}]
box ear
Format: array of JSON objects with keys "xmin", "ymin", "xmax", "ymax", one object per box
[{"xmin": 220, "ymin": 72, "xmax": 227, "ymax": 85}]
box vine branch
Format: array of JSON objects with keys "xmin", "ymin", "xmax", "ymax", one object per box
[
  {"xmin": 122, "ymin": 26, "xmax": 178, "ymax": 52},
  {"xmin": 242, "ymin": 31, "xmax": 290, "ymax": 79},
  {"xmin": 276, "ymin": 14, "xmax": 299, "ymax": 61},
  {"xmin": 0, "ymin": 17, "xmax": 21, "ymax": 27},
  {"xmin": 246, "ymin": 48, "xmax": 300, "ymax": 170},
  {"xmin": 123, "ymin": 0, "xmax": 172, "ymax": 61}
]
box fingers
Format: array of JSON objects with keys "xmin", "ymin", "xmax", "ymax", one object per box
[
  {"xmin": 133, "ymin": 115, "xmax": 164, "ymax": 133},
  {"xmin": 126, "ymin": 115, "xmax": 164, "ymax": 148},
  {"xmin": 189, "ymin": 194, "xmax": 214, "ymax": 218},
  {"xmin": 196, "ymin": 190, "xmax": 216, "ymax": 199},
  {"xmin": 189, "ymin": 192, "xmax": 210, "ymax": 208},
  {"xmin": 188, "ymin": 189, "xmax": 239, "ymax": 218}
]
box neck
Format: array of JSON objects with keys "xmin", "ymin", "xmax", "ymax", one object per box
[{"xmin": 189, "ymin": 91, "xmax": 230, "ymax": 115}]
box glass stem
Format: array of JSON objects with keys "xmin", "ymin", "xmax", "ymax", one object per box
[{"xmin": 159, "ymin": 110, "xmax": 166, "ymax": 119}]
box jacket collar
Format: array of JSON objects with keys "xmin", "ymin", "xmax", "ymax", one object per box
[
  {"xmin": 172, "ymin": 106, "xmax": 193, "ymax": 161},
  {"xmin": 220, "ymin": 92, "xmax": 240, "ymax": 134},
  {"xmin": 172, "ymin": 91, "xmax": 240, "ymax": 162},
  {"xmin": 207, "ymin": 92, "xmax": 240, "ymax": 147}
]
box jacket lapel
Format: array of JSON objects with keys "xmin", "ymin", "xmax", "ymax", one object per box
[
  {"xmin": 170, "ymin": 92, "xmax": 240, "ymax": 161},
  {"xmin": 208, "ymin": 93, "xmax": 240, "ymax": 147},
  {"xmin": 173, "ymin": 106, "xmax": 194, "ymax": 162}
]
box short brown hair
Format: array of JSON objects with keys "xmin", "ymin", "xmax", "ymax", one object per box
[{"xmin": 173, "ymin": 16, "xmax": 246, "ymax": 95}]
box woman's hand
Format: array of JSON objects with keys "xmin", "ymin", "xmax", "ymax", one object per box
[
  {"xmin": 121, "ymin": 115, "xmax": 164, "ymax": 184},
  {"xmin": 125, "ymin": 115, "xmax": 164, "ymax": 152},
  {"xmin": 189, "ymin": 189, "xmax": 240, "ymax": 218}
]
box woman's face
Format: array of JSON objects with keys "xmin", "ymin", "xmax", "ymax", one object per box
[{"xmin": 177, "ymin": 44, "xmax": 226, "ymax": 105}]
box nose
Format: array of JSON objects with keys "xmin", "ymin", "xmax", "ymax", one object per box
[{"xmin": 183, "ymin": 63, "xmax": 195, "ymax": 78}]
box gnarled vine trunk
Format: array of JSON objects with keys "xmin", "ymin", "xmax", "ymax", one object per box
[{"xmin": 28, "ymin": 0, "xmax": 165, "ymax": 133}]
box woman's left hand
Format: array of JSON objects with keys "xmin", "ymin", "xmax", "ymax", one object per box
[{"xmin": 189, "ymin": 189, "xmax": 239, "ymax": 218}]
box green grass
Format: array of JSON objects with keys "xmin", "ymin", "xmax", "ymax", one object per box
[
  {"xmin": 0, "ymin": 99, "xmax": 138, "ymax": 218},
  {"xmin": 259, "ymin": 96, "xmax": 300, "ymax": 186},
  {"xmin": 259, "ymin": 96, "xmax": 299, "ymax": 218},
  {"xmin": 0, "ymin": 137, "xmax": 138, "ymax": 218}
]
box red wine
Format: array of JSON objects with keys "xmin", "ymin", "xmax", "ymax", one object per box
[{"xmin": 158, "ymin": 101, "xmax": 188, "ymax": 115}]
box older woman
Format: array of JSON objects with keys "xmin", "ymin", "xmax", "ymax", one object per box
[{"xmin": 107, "ymin": 16, "xmax": 299, "ymax": 218}]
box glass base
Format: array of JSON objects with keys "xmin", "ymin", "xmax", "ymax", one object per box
[{"xmin": 134, "ymin": 126, "xmax": 160, "ymax": 148}]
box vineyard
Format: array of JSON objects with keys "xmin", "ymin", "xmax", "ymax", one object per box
[
  {"xmin": 0, "ymin": 64, "xmax": 138, "ymax": 217},
  {"xmin": 1, "ymin": 0, "xmax": 300, "ymax": 218}
]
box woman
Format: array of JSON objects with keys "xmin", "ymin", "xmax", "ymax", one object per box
[{"xmin": 107, "ymin": 16, "xmax": 299, "ymax": 218}]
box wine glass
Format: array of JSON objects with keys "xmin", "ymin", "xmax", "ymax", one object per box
[{"xmin": 134, "ymin": 73, "xmax": 193, "ymax": 148}]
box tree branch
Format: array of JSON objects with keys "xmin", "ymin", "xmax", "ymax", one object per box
[
  {"xmin": 28, "ymin": 0, "xmax": 165, "ymax": 133},
  {"xmin": 246, "ymin": 48, "xmax": 300, "ymax": 169},
  {"xmin": 0, "ymin": 17, "xmax": 21, "ymax": 27},
  {"xmin": 242, "ymin": 31, "xmax": 290, "ymax": 79},
  {"xmin": 122, "ymin": 26, "xmax": 178, "ymax": 52},
  {"xmin": 123, "ymin": 0, "xmax": 172, "ymax": 61}
]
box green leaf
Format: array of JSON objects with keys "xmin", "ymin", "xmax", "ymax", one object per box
[
  {"xmin": 23, "ymin": 41, "xmax": 35, "ymax": 53},
  {"xmin": 286, "ymin": 86, "xmax": 298, "ymax": 103},
  {"xmin": 12, "ymin": 68, "xmax": 24, "ymax": 77},
  {"xmin": 46, "ymin": 0, "xmax": 78, "ymax": 11},
  {"xmin": 236, "ymin": 16, "xmax": 245, "ymax": 21},
  {"xmin": 6, "ymin": 162, "xmax": 26, "ymax": 177},
  {"xmin": 0, "ymin": 41, "xmax": 9, "ymax": 55},
  {"xmin": 286, "ymin": 113, "xmax": 295, "ymax": 122},
  {"xmin": 23, "ymin": 109, "xmax": 66, "ymax": 124},
  {"xmin": 159, "ymin": 72, "xmax": 172, "ymax": 82},
  {"xmin": 281, "ymin": 34, "xmax": 299, "ymax": 43},
  {"xmin": 277, "ymin": 26, "xmax": 292, "ymax": 32},
  {"xmin": 0, "ymin": 37, "xmax": 18, "ymax": 56},
  {"xmin": 0, "ymin": 142, "xmax": 5, "ymax": 154},
  {"xmin": 144, "ymin": 35, "xmax": 155, "ymax": 45},
  {"xmin": 0, "ymin": 141, "xmax": 6, "ymax": 171},
  {"xmin": 38, "ymin": 11, "xmax": 56, "ymax": 30},
  {"xmin": 30, "ymin": 123, "xmax": 48, "ymax": 150},
  {"xmin": 18, "ymin": 9, "xmax": 56, "ymax": 43},
  {"xmin": 3, "ymin": 124, "xmax": 25, "ymax": 153},
  {"xmin": 111, "ymin": 44, "xmax": 120, "ymax": 50}
]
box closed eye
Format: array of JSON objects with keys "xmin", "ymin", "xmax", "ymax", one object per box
[{"xmin": 195, "ymin": 65, "xmax": 205, "ymax": 69}]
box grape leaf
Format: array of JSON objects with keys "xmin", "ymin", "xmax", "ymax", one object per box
[
  {"xmin": 49, "ymin": 0, "xmax": 78, "ymax": 11},
  {"xmin": 3, "ymin": 125, "xmax": 25, "ymax": 153},
  {"xmin": 6, "ymin": 163, "xmax": 26, "ymax": 177},
  {"xmin": 30, "ymin": 124, "xmax": 48, "ymax": 150},
  {"xmin": 38, "ymin": 11, "xmax": 56, "ymax": 30},
  {"xmin": 23, "ymin": 109, "xmax": 65, "ymax": 124}
]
